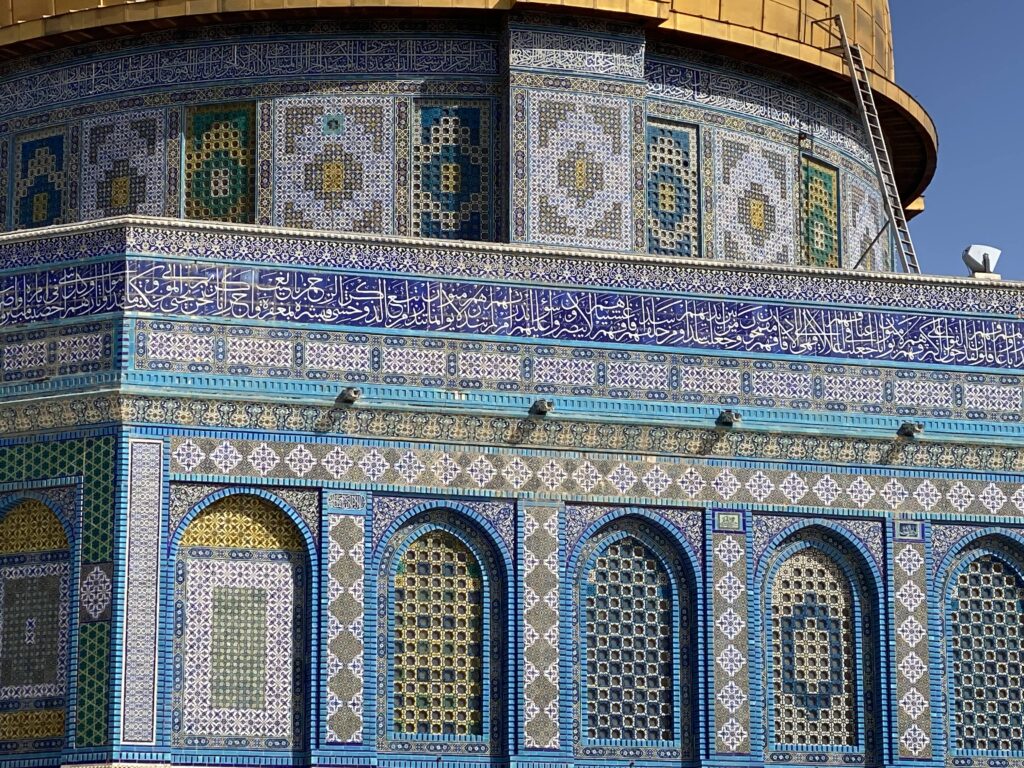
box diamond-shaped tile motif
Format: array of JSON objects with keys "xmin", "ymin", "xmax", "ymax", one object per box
[
  {"xmin": 210, "ymin": 441, "xmax": 243, "ymax": 473},
  {"xmin": 394, "ymin": 451, "xmax": 425, "ymax": 483},
  {"xmin": 467, "ymin": 456, "xmax": 496, "ymax": 487},
  {"xmin": 780, "ymin": 473, "xmax": 808, "ymax": 503},
  {"xmin": 900, "ymin": 724, "xmax": 929, "ymax": 756},
  {"xmin": 716, "ymin": 609, "xmax": 745, "ymax": 639},
  {"xmin": 717, "ymin": 645, "xmax": 746, "ymax": 677},
  {"xmin": 503, "ymin": 457, "xmax": 533, "ymax": 489},
  {"xmin": 895, "ymin": 545, "xmax": 923, "ymax": 575},
  {"xmin": 717, "ymin": 681, "xmax": 747, "ymax": 713},
  {"xmin": 898, "ymin": 653, "xmax": 927, "ymax": 683},
  {"xmin": 898, "ymin": 617, "xmax": 925, "ymax": 647},
  {"xmin": 900, "ymin": 689, "xmax": 928, "ymax": 719},
  {"xmin": 813, "ymin": 475, "xmax": 840, "ymax": 505},
  {"xmin": 572, "ymin": 462, "xmax": 601, "ymax": 493},
  {"xmin": 358, "ymin": 449, "xmax": 388, "ymax": 481},
  {"xmin": 713, "ymin": 470, "xmax": 740, "ymax": 499},
  {"xmin": 881, "ymin": 479, "xmax": 908, "ymax": 507},
  {"xmin": 896, "ymin": 581, "xmax": 925, "ymax": 611},
  {"xmin": 715, "ymin": 537, "xmax": 743, "ymax": 567},
  {"xmin": 716, "ymin": 572, "xmax": 744, "ymax": 603}
]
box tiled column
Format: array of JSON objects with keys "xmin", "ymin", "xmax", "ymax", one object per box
[
  {"xmin": 710, "ymin": 509, "xmax": 752, "ymax": 759},
  {"xmin": 892, "ymin": 520, "xmax": 934, "ymax": 762},
  {"xmin": 323, "ymin": 491, "xmax": 368, "ymax": 749}
]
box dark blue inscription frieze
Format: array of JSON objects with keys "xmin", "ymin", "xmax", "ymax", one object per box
[{"xmin": 118, "ymin": 262, "xmax": 1024, "ymax": 369}]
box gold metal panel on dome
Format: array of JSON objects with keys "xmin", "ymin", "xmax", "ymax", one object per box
[{"xmin": 0, "ymin": 0, "xmax": 893, "ymax": 75}]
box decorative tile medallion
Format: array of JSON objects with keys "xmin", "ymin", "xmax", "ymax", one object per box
[
  {"xmin": 526, "ymin": 90, "xmax": 634, "ymax": 251},
  {"xmin": 81, "ymin": 110, "xmax": 166, "ymax": 220},
  {"xmin": 715, "ymin": 131, "xmax": 795, "ymax": 264},
  {"xmin": 274, "ymin": 96, "xmax": 395, "ymax": 233}
]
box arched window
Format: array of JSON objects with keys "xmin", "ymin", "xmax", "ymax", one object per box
[
  {"xmin": 171, "ymin": 495, "xmax": 308, "ymax": 752},
  {"xmin": 949, "ymin": 552, "xmax": 1024, "ymax": 752},
  {"xmin": 762, "ymin": 530, "xmax": 881, "ymax": 764},
  {"xmin": 769, "ymin": 548, "xmax": 857, "ymax": 747},
  {"xmin": 573, "ymin": 518, "xmax": 696, "ymax": 758},
  {"xmin": 0, "ymin": 500, "xmax": 71, "ymax": 753},
  {"xmin": 585, "ymin": 535, "xmax": 674, "ymax": 741},
  {"xmin": 392, "ymin": 531, "xmax": 483, "ymax": 736},
  {"xmin": 379, "ymin": 509, "xmax": 507, "ymax": 756}
]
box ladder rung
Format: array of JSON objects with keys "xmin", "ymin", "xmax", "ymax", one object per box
[{"xmin": 834, "ymin": 23, "xmax": 921, "ymax": 273}]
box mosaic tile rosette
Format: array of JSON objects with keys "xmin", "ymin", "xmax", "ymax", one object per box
[{"xmin": 715, "ymin": 130, "xmax": 795, "ymax": 264}]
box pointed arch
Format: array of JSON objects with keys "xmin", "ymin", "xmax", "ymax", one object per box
[
  {"xmin": 376, "ymin": 504, "xmax": 508, "ymax": 757},
  {"xmin": 0, "ymin": 498, "xmax": 72, "ymax": 754},
  {"xmin": 759, "ymin": 523, "xmax": 882, "ymax": 764},
  {"xmin": 941, "ymin": 532, "xmax": 1024, "ymax": 754},
  {"xmin": 571, "ymin": 512, "xmax": 699, "ymax": 760},
  {"xmin": 168, "ymin": 493, "xmax": 310, "ymax": 755}
]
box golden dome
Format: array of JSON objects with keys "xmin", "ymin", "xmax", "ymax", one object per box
[{"xmin": 0, "ymin": 0, "xmax": 935, "ymax": 203}]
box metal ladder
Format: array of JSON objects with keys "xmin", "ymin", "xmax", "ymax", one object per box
[{"xmin": 814, "ymin": 15, "xmax": 921, "ymax": 274}]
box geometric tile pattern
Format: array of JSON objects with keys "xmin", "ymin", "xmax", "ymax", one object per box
[
  {"xmin": 801, "ymin": 156, "xmax": 839, "ymax": 268},
  {"xmin": 647, "ymin": 121, "xmax": 698, "ymax": 257},
  {"xmin": 81, "ymin": 110, "xmax": 166, "ymax": 220},
  {"xmin": 170, "ymin": 435, "xmax": 1024, "ymax": 521},
  {"xmin": 0, "ymin": 438, "xmax": 114, "ymax": 749},
  {"xmin": 132, "ymin": 320, "xmax": 1024, "ymax": 421},
  {"xmin": 893, "ymin": 529, "xmax": 931, "ymax": 758},
  {"xmin": 274, "ymin": 96, "xmax": 395, "ymax": 233},
  {"xmin": 120, "ymin": 439, "xmax": 163, "ymax": 745},
  {"xmin": 951, "ymin": 554, "xmax": 1024, "ymax": 752},
  {"xmin": 76, "ymin": 621, "xmax": 110, "ymax": 748},
  {"xmin": 0, "ymin": 499, "xmax": 68, "ymax": 553},
  {"xmin": 522, "ymin": 501, "xmax": 560, "ymax": 749},
  {"xmin": 412, "ymin": 100, "xmax": 491, "ymax": 240},
  {"xmin": 172, "ymin": 495, "xmax": 307, "ymax": 750},
  {"xmin": 0, "ymin": 500, "xmax": 71, "ymax": 752},
  {"xmin": 716, "ymin": 131, "xmax": 795, "ymax": 264},
  {"xmin": 770, "ymin": 549, "xmax": 856, "ymax": 747},
  {"xmin": 13, "ymin": 126, "xmax": 77, "ymax": 230},
  {"xmin": 179, "ymin": 494, "xmax": 305, "ymax": 550},
  {"xmin": 392, "ymin": 531, "xmax": 483, "ymax": 736},
  {"xmin": 184, "ymin": 103, "xmax": 256, "ymax": 224},
  {"xmin": 527, "ymin": 90, "xmax": 633, "ymax": 251},
  {"xmin": 326, "ymin": 514, "xmax": 364, "ymax": 744},
  {"xmin": 843, "ymin": 170, "xmax": 891, "ymax": 272},
  {"xmin": 713, "ymin": 528, "xmax": 749, "ymax": 753},
  {"xmin": 584, "ymin": 536, "xmax": 674, "ymax": 741}
]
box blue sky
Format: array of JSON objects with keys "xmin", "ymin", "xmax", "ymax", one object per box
[{"xmin": 889, "ymin": 1, "xmax": 1023, "ymax": 281}]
